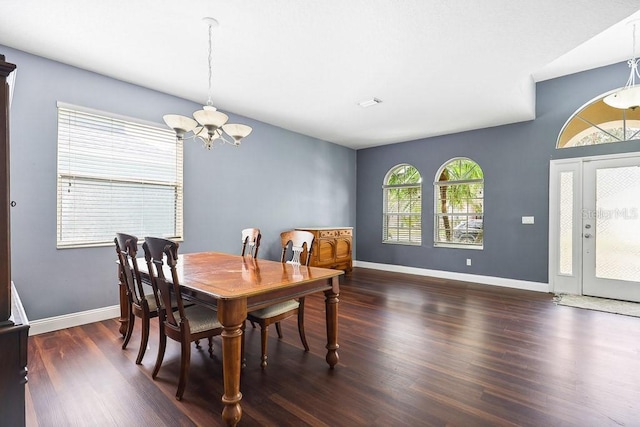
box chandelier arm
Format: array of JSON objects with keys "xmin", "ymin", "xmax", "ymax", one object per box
[
  {"xmin": 195, "ymin": 133, "xmax": 213, "ymax": 150},
  {"xmin": 186, "ymin": 134, "xmax": 202, "ymax": 144},
  {"xmin": 625, "ymin": 60, "xmax": 635, "ymax": 88},
  {"xmin": 219, "ymin": 133, "xmax": 233, "ymax": 145}
]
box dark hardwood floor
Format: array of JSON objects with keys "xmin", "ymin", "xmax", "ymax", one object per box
[{"xmin": 25, "ymin": 268, "xmax": 640, "ymax": 426}]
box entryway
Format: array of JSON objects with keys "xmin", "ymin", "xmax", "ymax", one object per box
[{"xmin": 549, "ymin": 153, "xmax": 640, "ymax": 302}]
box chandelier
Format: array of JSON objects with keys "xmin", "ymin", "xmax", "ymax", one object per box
[
  {"xmin": 163, "ymin": 17, "xmax": 252, "ymax": 149},
  {"xmin": 604, "ymin": 20, "xmax": 640, "ymax": 110}
]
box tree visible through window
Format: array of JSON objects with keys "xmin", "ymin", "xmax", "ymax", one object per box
[
  {"xmin": 434, "ymin": 158, "xmax": 484, "ymax": 248},
  {"xmin": 383, "ymin": 164, "xmax": 421, "ymax": 245}
]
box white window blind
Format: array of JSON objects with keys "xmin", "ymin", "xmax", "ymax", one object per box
[{"xmin": 56, "ymin": 103, "xmax": 183, "ymax": 248}]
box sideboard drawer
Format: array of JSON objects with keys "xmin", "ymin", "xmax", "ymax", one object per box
[{"xmin": 320, "ymin": 230, "xmax": 338, "ymax": 238}]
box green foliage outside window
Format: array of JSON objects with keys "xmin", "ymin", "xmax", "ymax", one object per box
[
  {"xmin": 435, "ymin": 158, "xmax": 484, "ymax": 247},
  {"xmin": 383, "ymin": 164, "xmax": 422, "ymax": 244}
]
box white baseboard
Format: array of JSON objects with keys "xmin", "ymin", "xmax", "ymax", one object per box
[
  {"xmin": 353, "ymin": 261, "xmax": 549, "ymax": 293},
  {"xmin": 29, "ymin": 305, "xmax": 121, "ymax": 336}
]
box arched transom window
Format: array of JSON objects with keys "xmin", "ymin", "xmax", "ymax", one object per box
[
  {"xmin": 434, "ymin": 158, "xmax": 484, "ymax": 248},
  {"xmin": 557, "ymin": 94, "xmax": 640, "ymax": 148},
  {"xmin": 383, "ymin": 164, "xmax": 422, "ymax": 245}
]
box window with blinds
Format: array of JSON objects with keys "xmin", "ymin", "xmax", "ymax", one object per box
[
  {"xmin": 56, "ymin": 103, "xmax": 183, "ymax": 248},
  {"xmin": 434, "ymin": 157, "xmax": 483, "ymax": 249},
  {"xmin": 383, "ymin": 164, "xmax": 422, "ymax": 245}
]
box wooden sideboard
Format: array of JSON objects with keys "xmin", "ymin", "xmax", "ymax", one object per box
[{"xmin": 296, "ymin": 227, "xmax": 353, "ymax": 273}]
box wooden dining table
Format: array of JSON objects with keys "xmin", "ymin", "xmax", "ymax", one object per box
[{"xmin": 119, "ymin": 251, "xmax": 343, "ymax": 426}]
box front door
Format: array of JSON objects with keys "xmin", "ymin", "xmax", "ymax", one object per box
[
  {"xmin": 550, "ymin": 153, "xmax": 640, "ymax": 301},
  {"xmin": 582, "ymin": 156, "xmax": 640, "ymax": 301}
]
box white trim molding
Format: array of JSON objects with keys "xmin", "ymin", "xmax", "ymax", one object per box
[
  {"xmin": 29, "ymin": 305, "xmax": 120, "ymax": 336},
  {"xmin": 354, "ymin": 261, "xmax": 549, "ymax": 293}
]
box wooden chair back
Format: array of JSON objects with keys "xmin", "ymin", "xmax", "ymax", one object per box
[
  {"xmin": 142, "ymin": 237, "xmax": 184, "ymax": 331},
  {"xmin": 241, "ymin": 228, "xmax": 262, "ymax": 258},
  {"xmin": 114, "ymin": 233, "xmax": 143, "ymax": 306},
  {"xmin": 280, "ymin": 230, "xmax": 314, "ymax": 266}
]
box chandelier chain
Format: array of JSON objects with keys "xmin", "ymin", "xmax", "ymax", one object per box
[
  {"xmin": 626, "ymin": 24, "xmax": 640, "ymax": 88},
  {"xmin": 634, "ymin": 23, "xmax": 637, "ymax": 62},
  {"xmin": 207, "ymin": 23, "xmax": 213, "ymax": 107}
]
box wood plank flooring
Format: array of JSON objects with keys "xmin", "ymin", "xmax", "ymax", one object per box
[{"xmin": 25, "ymin": 268, "xmax": 640, "ymax": 426}]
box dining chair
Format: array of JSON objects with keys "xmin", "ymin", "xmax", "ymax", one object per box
[
  {"xmin": 241, "ymin": 227, "xmax": 261, "ymax": 322},
  {"xmin": 239, "ymin": 228, "xmax": 261, "ymax": 365},
  {"xmin": 142, "ymin": 236, "xmax": 223, "ymax": 401},
  {"xmin": 246, "ymin": 230, "xmax": 314, "ymax": 368},
  {"xmin": 115, "ymin": 233, "xmax": 162, "ymax": 365},
  {"xmin": 241, "ymin": 227, "xmax": 261, "ymax": 258}
]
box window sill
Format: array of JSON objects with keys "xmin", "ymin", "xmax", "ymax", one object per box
[
  {"xmin": 434, "ymin": 242, "xmax": 483, "ymax": 250},
  {"xmin": 382, "ymin": 240, "xmax": 422, "ymax": 246}
]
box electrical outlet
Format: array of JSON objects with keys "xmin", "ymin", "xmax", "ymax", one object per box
[{"xmin": 466, "ymin": 258, "xmax": 471, "ymax": 266}]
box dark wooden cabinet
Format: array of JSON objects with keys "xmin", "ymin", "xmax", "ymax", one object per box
[
  {"xmin": 296, "ymin": 227, "xmax": 353, "ymax": 273},
  {"xmin": 0, "ymin": 54, "xmax": 29, "ymax": 427},
  {"xmin": 0, "ymin": 284, "xmax": 29, "ymax": 427},
  {"xmin": 0, "ymin": 56, "xmax": 14, "ymax": 323}
]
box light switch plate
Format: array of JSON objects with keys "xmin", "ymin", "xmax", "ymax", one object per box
[{"xmin": 522, "ymin": 216, "xmax": 535, "ymax": 224}]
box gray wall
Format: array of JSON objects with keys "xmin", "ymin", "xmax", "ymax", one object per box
[
  {"xmin": 4, "ymin": 46, "xmax": 356, "ymax": 321},
  {"xmin": 356, "ymin": 61, "xmax": 640, "ymax": 284}
]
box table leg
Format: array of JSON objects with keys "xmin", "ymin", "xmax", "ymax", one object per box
[
  {"xmin": 324, "ymin": 276, "xmax": 340, "ymax": 368},
  {"xmin": 218, "ymin": 298, "xmax": 247, "ymax": 427}
]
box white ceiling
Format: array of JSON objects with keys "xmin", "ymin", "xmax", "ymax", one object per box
[{"xmin": 1, "ymin": 1, "xmax": 640, "ymax": 149}]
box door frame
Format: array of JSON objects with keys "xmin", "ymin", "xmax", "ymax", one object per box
[{"xmin": 549, "ymin": 151, "xmax": 640, "ymax": 295}]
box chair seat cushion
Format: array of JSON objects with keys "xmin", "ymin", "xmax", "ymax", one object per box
[
  {"xmin": 142, "ymin": 293, "xmax": 180, "ymax": 311},
  {"xmin": 178, "ymin": 304, "xmax": 222, "ymax": 334},
  {"xmin": 142, "ymin": 293, "xmax": 160, "ymax": 311},
  {"xmin": 249, "ymin": 299, "xmax": 299, "ymax": 319}
]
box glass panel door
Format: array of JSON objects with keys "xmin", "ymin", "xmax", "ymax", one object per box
[{"xmin": 582, "ymin": 157, "xmax": 640, "ymax": 302}]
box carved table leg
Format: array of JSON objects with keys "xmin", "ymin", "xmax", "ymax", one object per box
[
  {"xmin": 324, "ymin": 276, "xmax": 340, "ymax": 368},
  {"xmin": 218, "ymin": 298, "xmax": 247, "ymax": 427}
]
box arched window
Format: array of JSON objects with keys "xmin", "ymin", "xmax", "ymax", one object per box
[
  {"xmin": 434, "ymin": 158, "xmax": 484, "ymax": 248},
  {"xmin": 383, "ymin": 164, "xmax": 422, "ymax": 245},
  {"xmin": 557, "ymin": 93, "xmax": 640, "ymax": 148}
]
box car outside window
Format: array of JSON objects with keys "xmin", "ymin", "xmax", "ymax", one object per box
[{"xmin": 434, "ymin": 158, "xmax": 484, "ymax": 249}]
